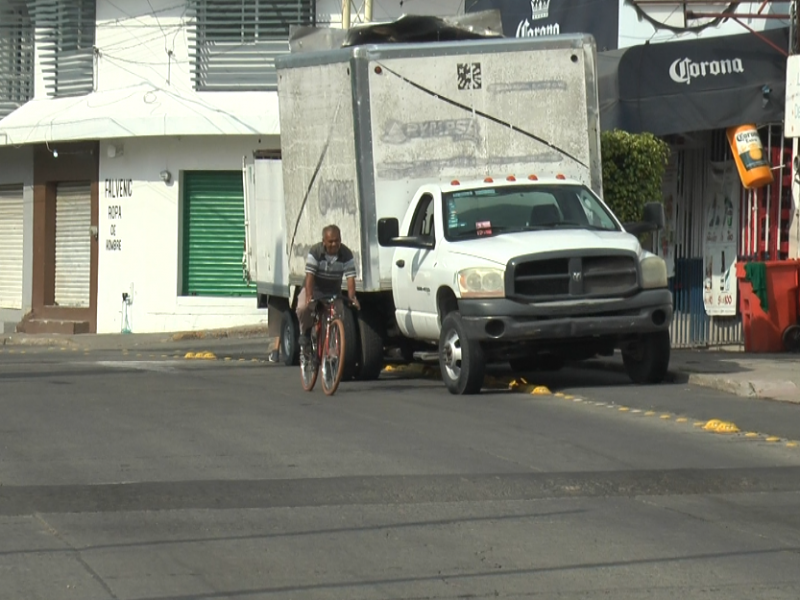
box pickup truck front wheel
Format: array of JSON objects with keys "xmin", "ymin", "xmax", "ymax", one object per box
[
  {"xmin": 622, "ymin": 331, "xmax": 671, "ymax": 384},
  {"xmin": 439, "ymin": 313, "xmax": 485, "ymax": 395}
]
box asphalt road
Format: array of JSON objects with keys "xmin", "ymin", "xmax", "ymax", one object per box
[{"xmin": 1, "ymin": 342, "xmax": 800, "ymax": 600}]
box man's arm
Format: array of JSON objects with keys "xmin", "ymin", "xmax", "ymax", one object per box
[
  {"xmin": 346, "ymin": 276, "xmax": 360, "ymax": 309},
  {"xmin": 305, "ymin": 248, "xmax": 318, "ymax": 300},
  {"xmin": 304, "ymin": 272, "xmax": 315, "ymax": 302},
  {"xmin": 342, "ymin": 248, "xmax": 359, "ymax": 309}
]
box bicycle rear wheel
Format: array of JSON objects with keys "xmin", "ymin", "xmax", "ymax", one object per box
[{"xmin": 321, "ymin": 318, "xmax": 346, "ymax": 396}]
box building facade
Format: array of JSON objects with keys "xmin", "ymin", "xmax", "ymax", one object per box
[{"xmin": 0, "ymin": 0, "xmax": 462, "ymax": 334}]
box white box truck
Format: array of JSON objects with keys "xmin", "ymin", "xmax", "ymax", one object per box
[{"xmin": 244, "ymin": 25, "xmax": 673, "ymax": 394}]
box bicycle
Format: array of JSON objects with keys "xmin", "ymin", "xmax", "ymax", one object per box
[{"xmin": 300, "ymin": 295, "xmax": 348, "ymax": 396}]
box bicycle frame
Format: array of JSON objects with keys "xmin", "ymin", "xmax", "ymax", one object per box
[
  {"xmin": 301, "ymin": 295, "xmax": 347, "ymax": 396},
  {"xmin": 311, "ymin": 297, "xmax": 340, "ymax": 364}
]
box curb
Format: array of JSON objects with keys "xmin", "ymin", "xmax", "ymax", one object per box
[
  {"xmin": 170, "ymin": 325, "xmax": 269, "ymax": 342},
  {"xmin": 1, "ymin": 335, "xmax": 78, "ymax": 347},
  {"xmin": 580, "ymin": 359, "xmax": 799, "ymax": 404},
  {"xmin": 2, "ymin": 325, "xmax": 270, "ymax": 349},
  {"xmin": 685, "ymin": 373, "xmax": 799, "ymax": 403}
]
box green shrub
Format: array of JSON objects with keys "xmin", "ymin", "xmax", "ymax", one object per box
[{"xmin": 601, "ymin": 130, "xmax": 670, "ymax": 224}]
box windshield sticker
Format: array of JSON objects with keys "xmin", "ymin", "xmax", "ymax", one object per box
[{"xmin": 476, "ymin": 220, "xmax": 492, "ymax": 236}]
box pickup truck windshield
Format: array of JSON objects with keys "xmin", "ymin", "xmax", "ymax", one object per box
[{"xmin": 443, "ymin": 184, "xmax": 619, "ymax": 241}]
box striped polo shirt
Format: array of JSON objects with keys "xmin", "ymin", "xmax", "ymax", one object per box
[{"xmin": 305, "ymin": 242, "xmax": 357, "ymax": 297}]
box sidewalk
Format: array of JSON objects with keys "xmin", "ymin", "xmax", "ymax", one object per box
[{"xmin": 588, "ymin": 349, "xmax": 800, "ymax": 404}]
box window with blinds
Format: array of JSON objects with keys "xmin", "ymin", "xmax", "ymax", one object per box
[
  {"xmin": 31, "ymin": 0, "xmax": 96, "ymax": 97},
  {"xmin": 0, "ymin": 1, "xmax": 33, "ymax": 118},
  {"xmin": 189, "ymin": 0, "xmax": 316, "ymax": 92}
]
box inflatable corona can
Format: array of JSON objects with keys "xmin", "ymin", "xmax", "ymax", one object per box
[{"xmin": 726, "ymin": 124, "xmax": 773, "ymax": 189}]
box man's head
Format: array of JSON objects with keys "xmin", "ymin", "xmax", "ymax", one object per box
[{"xmin": 322, "ymin": 225, "xmax": 342, "ymax": 256}]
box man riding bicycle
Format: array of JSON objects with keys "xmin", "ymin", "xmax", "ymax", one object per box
[{"xmin": 297, "ymin": 224, "xmax": 360, "ymax": 355}]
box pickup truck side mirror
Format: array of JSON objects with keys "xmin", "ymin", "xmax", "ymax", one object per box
[
  {"xmin": 623, "ymin": 202, "xmax": 666, "ymax": 235},
  {"xmin": 642, "ymin": 202, "xmax": 665, "ymax": 230},
  {"xmin": 378, "ymin": 218, "xmax": 399, "ymax": 247},
  {"xmin": 378, "ymin": 217, "xmax": 435, "ymax": 249}
]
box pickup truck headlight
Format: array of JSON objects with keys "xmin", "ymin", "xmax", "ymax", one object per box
[
  {"xmin": 640, "ymin": 255, "xmax": 668, "ymax": 289},
  {"xmin": 458, "ymin": 267, "xmax": 505, "ymax": 298}
]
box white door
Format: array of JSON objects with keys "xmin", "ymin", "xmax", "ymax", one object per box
[
  {"xmin": 54, "ymin": 182, "xmax": 91, "ymax": 308},
  {"xmin": 0, "ymin": 185, "xmax": 24, "ymax": 310},
  {"xmin": 254, "ymin": 159, "xmax": 287, "ymax": 289},
  {"xmin": 392, "ymin": 193, "xmax": 439, "ymax": 339}
]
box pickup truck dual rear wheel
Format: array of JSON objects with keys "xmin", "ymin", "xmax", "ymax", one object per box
[
  {"xmin": 622, "ymin": 330, "xmax": 671, "ymax": 384},
  {"xmin": 439, "ymin": 313, "xmax": 485, "ymax": 395},
  {"xmin": 279, "ymin": 310, "xmax": 300, "ymax": 367}
]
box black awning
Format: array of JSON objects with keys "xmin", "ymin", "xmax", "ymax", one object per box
[{"xmin": 598, "ymin": 27, "xmax": 789, "ymax": 136}]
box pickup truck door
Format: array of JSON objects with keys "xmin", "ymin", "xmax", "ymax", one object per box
[{"xmin": 392, "ymin": 192, "xmax": 440, "ymax": 339}]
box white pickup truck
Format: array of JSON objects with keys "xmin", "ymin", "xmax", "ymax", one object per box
[
  {"xmin": 377, "ymin": 175, "xmax": 672, "ymax": 394},
  {"xmin": 244, "ymin": 20, "xmax": 673, "ymax": 394}
]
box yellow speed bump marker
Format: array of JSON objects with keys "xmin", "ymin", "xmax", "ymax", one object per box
[
  {"xmin": 531, "ymin": 386, "xmax": 551, "ymax": 395},
  {"xmin": 202, "ymin": 352, "xmax": 217, "ymax": 360},
  {"xmin": 765, "ymin": 436, "xmax": 781, "ymax": 443},
  {"xmin": 703, "ymin": 419, "xmax": 740, "ymax": 434},
  {"xmin": 786, "ymin": 442, "xmax": 798, "ymax": 448},
  {"xmin": 185, "ymin": 352, "xmax": 196, "ymax": 359}
]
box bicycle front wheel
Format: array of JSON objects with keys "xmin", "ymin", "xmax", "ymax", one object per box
[
  {"xmin": 300, "ymin": 344, "xmax": 318, "ymax": 392},
  {"xmin": 320, "ymin": 318, "xmax": 346, "ymax": 396}
]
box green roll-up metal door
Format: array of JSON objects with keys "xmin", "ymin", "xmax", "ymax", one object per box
[{"xmin": 182, "ymin": 171, "xmax": 255, "ymax": 297}]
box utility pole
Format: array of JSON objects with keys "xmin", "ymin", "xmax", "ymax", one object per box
[
  {"xmin": 796, "ymin": 0, "xmax": 800, "ymax": 54},
  {"xmin": 341, "ymin": 0, "xmax": 373, "ymax": 29}
]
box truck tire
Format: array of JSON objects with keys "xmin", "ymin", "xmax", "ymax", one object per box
[
  {"xmin": 622, "ymin": 331, "xmax": 670, "ymax": 384},
  {"xmin": 341, "ymin": 307, "xmax": 360, "ymax": 381},
  {"xmin": 439, "ymin": 312, "xmax": 485, "ymax": 395},
  {"xmin": 355, "ymin": 308, "xmax": 385, "ymax": 381},
  {"xmin": 280, "ymin": 310, "xmax": 300, "ymax": 367}
]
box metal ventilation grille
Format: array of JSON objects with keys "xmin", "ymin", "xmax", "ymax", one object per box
[
  {"xmin": 31, "ymin": 0, "xmax": 96, "ymax": 98},
  {"xmin": 0, "ymin": 0, "xmax": 33, "ymax": 118},
  {"xmin": 188, "ymin": 0, "xmax": 316, "ymax": 92}
]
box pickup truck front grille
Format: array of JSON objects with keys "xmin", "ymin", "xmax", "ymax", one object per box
[{"xmin": 508, "ymin": 252, "xmax": 638, "ymax": 301}]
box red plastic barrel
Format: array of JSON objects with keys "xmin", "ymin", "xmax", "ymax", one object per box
[{"xmin": 736, "ymin": 261, "xmax": 800, "ymax": 353}]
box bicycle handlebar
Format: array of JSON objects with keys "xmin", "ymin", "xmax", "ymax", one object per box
[{"xmin": 312, "ymin": 295, "xmax": 358, "ymax": 308}]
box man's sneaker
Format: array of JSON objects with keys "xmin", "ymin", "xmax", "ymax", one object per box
[
  {"xmin": 298, "ymin": 333, "xmax": 311, "ymax": 352},
  {"xmin": 268, "ymin": 350, "xmax": 280, "ymax": 363}
]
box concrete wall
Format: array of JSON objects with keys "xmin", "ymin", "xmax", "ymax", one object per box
[{"xmin": 96, "ymin": 135, "xmax": 279, "ymax": 334}]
